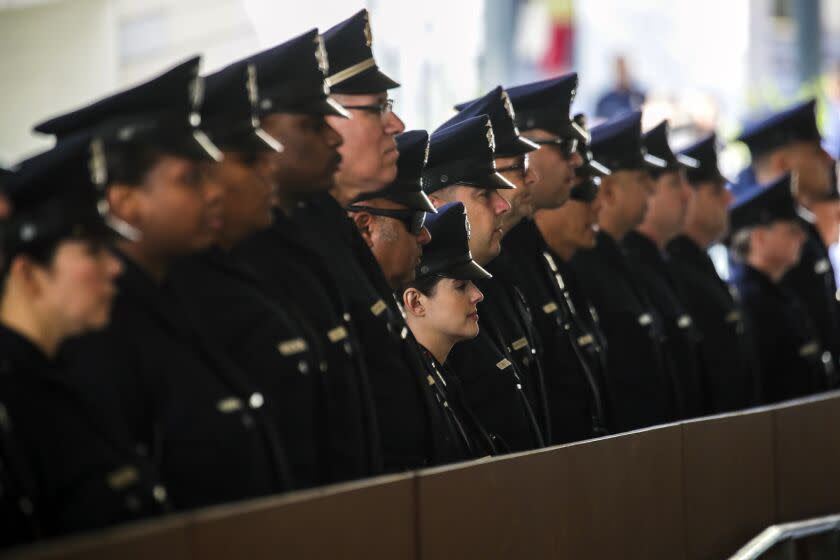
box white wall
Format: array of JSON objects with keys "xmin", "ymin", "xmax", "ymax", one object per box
[
  {"xmin": 573, "ymin": 0, "xmax": 750, "ymax": 130},
  {"xmin": 0, "ymin": 0, "xmax": 117, "ymax": 164}
]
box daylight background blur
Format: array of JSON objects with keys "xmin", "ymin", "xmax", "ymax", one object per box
[{"xmin": 1, "ymin": 0, "xmax": 839, "ymax": 178}]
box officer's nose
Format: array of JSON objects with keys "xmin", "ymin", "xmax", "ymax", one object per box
[
  {"xmin": 469, "ymin": 283, "xmax": 484, "ymax": 304},
  {"xmin": 105, "ymin": 251, "xmax": 123, "ymax": 280},
  {"xmin": 525, "ymin": 162, "xmax": 539, "ymax": 188},
  {"xmin": 491, "ymin": 190, "xmax": 512, "ymax": 216},
  {"xmin": 569, "ymin": 151, "xmax": 584, "ymax": 169},
  {"xmin": 385, "ymin": 109, "xmax": 405, "ymax": 135},
  {"xmin": 324, "ymin": 118, "xmax": 343, "ymax": 149}
]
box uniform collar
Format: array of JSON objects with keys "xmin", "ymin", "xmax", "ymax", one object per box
[{"xmin": 0, "ymin": 323, "xmax": 51, "ymax": 374}]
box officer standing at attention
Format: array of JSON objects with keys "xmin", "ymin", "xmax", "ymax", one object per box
[
  {"xmin": 424, "ymin": 115, "xmax": 544, "ymax": 452},
  {"xmin": 667, "ymin": 133, "xmax": 762, "ymax": 412},
  {"xmin": 532, "ymin": 113, "xmax": 614, "ymax": 438},
  {"xmin": 166, "ymin": 52, "xmax": 337, "ymax": 490},
  {"xmin": 499, "ymin": 77, "xmax": 612, "ymax": 443},
  {"xmin": 288, "ymin": 11, "xmax": 444, "ymax": 472},
  {"xmin": 622, "ymin": 120, "xmax": 707, "ymax": 419},
  {"xmin": 401, "ymin": 202, "xmax": 499, "ymax": 459},
  {"xmin": 571, "ymin": 111, "xmax": 676, "ymax": 431},
  {"xmin": 348, "ymin": 129, "xmax": 478, "ymax": 465},
  {"xmin": 438, "ymin": 87, "xmax": 550, "ymax": 443},
  {"xmin": 37, "ymin": 58, "xmax": 293, "ymax": 510},
  {"xmin": 230, "ymin": 30, "xmax": 384, "ymax": 483},
  {"xmin": 728, "ymin": 174, "xmax": 831, "ymax": 402},
  {"xmin": 0, "ymin": 137, "xmax": 170, "ymax": 547},
  {"xmin": 736, "ymin": 100, "xmax": 840, "ymax": 378}
]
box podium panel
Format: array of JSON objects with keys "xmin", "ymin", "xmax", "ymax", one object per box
[
  {"xmin": 190, "ymin": 474, "xmax": 416, "ymax": 560},
  {"xmin": 8, "ymin": 516, "xmax": 191, "ymax": 560},
  {"xmin": 773, "ymin": 393, "xmax": 840, "ymax": 522},
  {"xmin": 562, "ymin": 424, "xmax": 685, "ymax": 559},
  {"xmin": 682, "ymin": 408, "xmax": 776, "ymax": 560},
  {"xmin": 416, "ymin": 450, "xmax": 569, "ymax": 559}
]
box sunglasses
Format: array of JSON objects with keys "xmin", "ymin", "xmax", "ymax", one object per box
[
  {"xmin": 527, "ymin": 137, "xmax": 579, "ymax": 159},
  {"xmin": 495, "ymin": 154, "xmax": 531, "ymax": 179},
  {"xmin": 341, "ymin": 98, "xmax": 395, "ymax": 119},
  {"xmin": 346, "ymin": 205, "xmax": 427, "ymax": 235}
]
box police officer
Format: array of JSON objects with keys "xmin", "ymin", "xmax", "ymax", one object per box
[
  {"xmin": 423, "ymin": 114, "xmax": 544, "ymax": 452},
  {"xmin": 284, "ymin": 11, "xmax": 444, "ymax": 472},
  {"xmin": 347, "ymin": 129, "xmax": 475, "ymax": 466},
  {"xmin": 230, "ymin": 30, "xmax": 383, "ymax": 483},
  {"xmin": 0, "ymin": 137, "xmax": 169, "ymax": 547},
  {"xmin": 623, "ymin": 120, "xmax": 707, "ymax": 419},
  {"xmin": 498, "ymin": 77, "xmax": 612, "ymax": 443},
  {"xmin": 401, "ymin": 202, "xmax": 499, "ymax": 459},
  {"xmin": 570, "ymin": 111, "xmax": 676, "ymax": 431},
  {"xmin": 531, "ymin": 112, "xmax": 614, "ymax": 439},
  {"xmin": 37, "ymin": 57, "xmax": 293, "ymax": 509},
  {"xmin": 727, "ymin": 174, "xmax": 830, "ymax": 402},
  {"xmin": 437, "ymin": 87, "xmax": 551, "ymax": 447},
  {"xmin": 164, "ymin": 51, "xmax": 336, "ymax": 490},
  {"xmin": 667, "ymin": 133, "xmax": 762, "ymax": 412},
  {"xmin": 736, "ymin": 100, "xmax": 840, "ymax": 377}
]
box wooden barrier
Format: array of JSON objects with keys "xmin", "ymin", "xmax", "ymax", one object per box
[
  {"xmin": 6, "ymin": 392, "xmax": 840, "ymax": 560},
  {"xmin": 773, "ymin": 393, "xmax": 840, "ymax": 522},
  {"xmin": 681, "ymin": 408, "xmax": 776, "ymax": 560}
]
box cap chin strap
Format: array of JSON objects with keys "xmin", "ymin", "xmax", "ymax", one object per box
[
  {"xmin": 325, "ymin": 58, "xmax": 376, "ymax": 88},
  {"xmin": 97, "ymin": 199, "xmax": 142, "ymax": 242}
]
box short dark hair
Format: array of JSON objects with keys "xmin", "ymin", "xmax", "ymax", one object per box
[{"xmin": 400, "ymin": 273, "xmax": 443, "ymax": 299}]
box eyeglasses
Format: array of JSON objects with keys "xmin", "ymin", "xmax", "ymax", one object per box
[
  {"xmin": 527, "ymin": 137, "xmax": 579, "ymax": 159},
  {"xmin": 341, "ymin": 98, "xmax": 395, "ymax": 118},
  {"xmin": 346, "ymin": 204, "xmax": 427, "ymax": 235},
  {"xmin": 495, "ymin": 155, "xmax": 531, "ymax": 180}
]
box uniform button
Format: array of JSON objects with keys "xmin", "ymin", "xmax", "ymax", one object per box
[
  {"xmin": 319, "ymin": 361, "xmax": 328, "ymax": 373},
  {"xmin": 125, "ymin": 495, "xmax": 141, "ymax": 512},
  {"xmin": 343, "ymin": 313, "xmax": 352, "ymax": 323},
  {"xmin": 241, "ymin": 413, "xmax": 255, "ymax": 428},
  {"xmin": 152, "ymin": 485, "xmax": 168, "ymax": 504},
  {"xmin": 523, "ymin": 357, "xmax": 531, "ymax": 366},
  {"xmin": 298, "ymin": 361, "xmax": 310, "ymax": 374},
  {"xmin": 249, "ymin": 393, "xmax": 264, "ymax": 409},
  {"xmin": 343, "ymin": 341, "xmax": 353, "ymax": 356},
  {"xmin": 516, "ymin": 384, "xmax": 523, "ymax": 390}
]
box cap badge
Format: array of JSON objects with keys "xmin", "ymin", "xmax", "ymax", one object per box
[
  {"xmin": 88, "ymin": 138, "xmax": 108, "ymax": 188},
  {"xmin": 314, "ymin": 35, "xmax": 329, "ymax": 76},
  {"xmin": 363, "ymin": 13, "xmax": 373, "ymax": 47},
  {"xmin": 485, "ymin": 121, "xmax": 496, "ymax": 152}
]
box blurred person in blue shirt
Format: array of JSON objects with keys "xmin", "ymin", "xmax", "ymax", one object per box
[{"xmin": 595, "ymin": 55, "xmax": 646, "ymax": 120}]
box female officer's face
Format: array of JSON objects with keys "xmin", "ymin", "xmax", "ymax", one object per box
[
  {"xmin": 419, "ymin": 278, "xmax": 484, "ymax": 342},
  {"xmin": 32, "ymin": 239, "xmax": 123, "ymax": 336}
]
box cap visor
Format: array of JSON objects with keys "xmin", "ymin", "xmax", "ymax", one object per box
[
  {"xmin": 387, "ymin": 189, "xmax": 437, "ymax": 212},
  {"xmin": 586, "ymin": 158, "xmax": 611, "ymax": 177},
  {"xmin": 488, "ymin": 171, "xmax": 516, "ymax": 189},
  {"xmin": 166, "ymin": 129, "xmax": 222, "ymax": 162},
  {"xmin": 447, "ymin": 259, "xmax": 492, "ymax": 281},
  {"xmin": 329, "ymin": 67, "xmax": 400, "ymax": 95},
  {"xmin": 498, "ymin": 137, "xmax": 540, "ymax": 157},
  {"xmin": 302, "ymin": 97, "xmax": 351, "ymax": 118},
  {"xmin": 643, "ymin": 153, "xmax": 669, "ymax": 170}
]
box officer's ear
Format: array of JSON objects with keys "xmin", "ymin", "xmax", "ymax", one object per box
[
  {"xmin": 106, "ymin": 184, "xmax": 143, "ymax": 228},
  {"xmin": 9, "ymin": 254, "xmax": 47, "ymax": 298},
  {"xmin": 402, "ymin": 287, "xmax": 425, "ymax": 318},
  {"xmin": 351, "ymin": 211, "xmax": 376, "ymax": 249}
]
